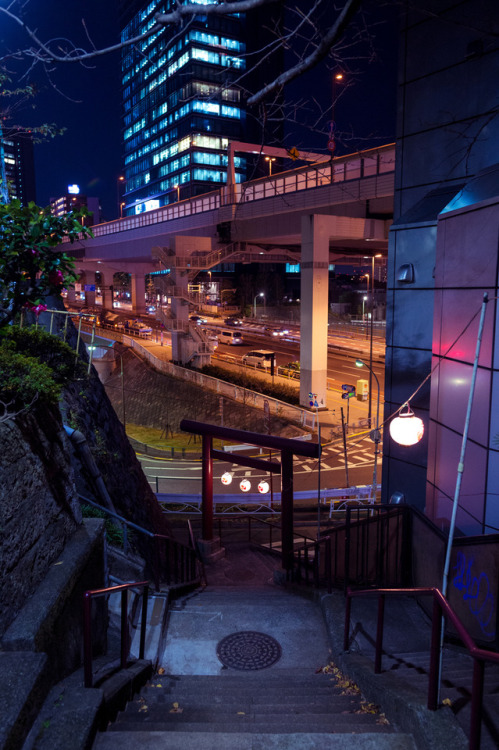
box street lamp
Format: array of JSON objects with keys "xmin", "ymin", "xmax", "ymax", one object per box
[
  {"xmin": 364, "ymin": 255, "xmax": 382, "ymax": 425},
  {"xmin": 356, "ymin": 358, "xmax": 380, "ymax": 503},
  {"xmin": 117, "ymin": 175, "xmax": 125, "ymax": 218},
  {"xmin": 265, "ymin": 156, "xmax": 276, "ymax": 175},
  {"xmin": 253, "ymin": 292, "xmax": 264, "ymax": 319},
  {"xmin": 362, "ymin": 295, "xmax": 367, "ymax": 322},
  {"xmin": 173, "ymin": 184, "xmax": 180, "ymax": 202}
]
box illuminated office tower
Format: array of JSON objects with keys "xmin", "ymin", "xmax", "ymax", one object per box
[{"xmin": 119, "ymin": 0, "xmax": 255, "ymax": 216}]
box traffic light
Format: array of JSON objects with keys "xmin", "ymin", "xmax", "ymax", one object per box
[{"xmin": 341, "ymin": 384, "xmax": 356, "ymax": 399}]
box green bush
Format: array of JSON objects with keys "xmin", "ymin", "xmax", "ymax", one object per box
[
  {"xmin": 200, "ymin": 364, "xmax": 300, "ymax": 405},
  {"xmin": 81, "ymin": 504, "xmax": 125, "ymax": 548},
  {"xmin": 0, "ymin": 347, "xmax": 60, "ymax": 413},
  {"xmin": 3, "ymin": 326, "xmax": 86, "ymax": 381},
  {"xmin": 0, "ymin": 326, "xmax": 87, "ymax": 418}
]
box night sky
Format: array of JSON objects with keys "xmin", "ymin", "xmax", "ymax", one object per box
[{"xmin": 1, "ymin": 0, "xmax": 398, "ymax": 221}]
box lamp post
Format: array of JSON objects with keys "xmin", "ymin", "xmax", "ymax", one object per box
[
  {"xmin": 364, "ymin": 255, "xmax": 382, "ymax": 426},
  {"xmin": 356, "ymin": 358, "xmax": 380, "ymax": 503},
  {"xmin": 362, "ymin": 295, "xmax": 367, "ymax": 322},
  {"xmin": 173, "ymin": 184, "xmax": 180, "ymax": 201},
  {"xmin": 117, "ymin": 176, "xmax": 125, "ymax": 218},
  {"xmin": 265, "ymin": 156, "xmax": 276, "ymax": 175},
  {"xmin": 253, "ymin": 292, "xmax": 264, "ymax": 319}
]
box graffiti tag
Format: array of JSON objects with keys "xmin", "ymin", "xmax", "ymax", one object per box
[{"xmin": 452, "ymin": 551, "xmax": 495, "ymax": 637}]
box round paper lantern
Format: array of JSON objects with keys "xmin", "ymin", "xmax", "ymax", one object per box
[
  {"xmin": 240, "ymin": 479, "xmax": 251, "ymax": 493},
  {"xmin": 258, "ymin": 481, "xmax": 270, "ymax": 494},
  {"xmin": 389, "ymin": 405, "xmax": 424, "ymax": 446},
  {"xmin": 221, "ymin": 472, "xmax": 233, "ymax": 486}
]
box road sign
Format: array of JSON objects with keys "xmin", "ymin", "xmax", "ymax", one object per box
[
  {"xmin": 287, "ymin": 147, "xmax": 300, "ymax": 161},
  {"xmin": 327, "ymin": 139, "xmax": 335, "ymax": 154},
  {"xmin": 341, "ymin": 384, "xmax": 356, "ymax": 400}
]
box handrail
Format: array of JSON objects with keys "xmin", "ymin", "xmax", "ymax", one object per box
[
  {"xmin": 83, "ymin": 580, "xmax": 149, "ymax": 688},
  {"xmin": 344, "ymin": 586, "xmax": 499, "ymax": 750},
  {"xmin": 79, "ymin": 494, "xmax": 198, "ymax": 591}
]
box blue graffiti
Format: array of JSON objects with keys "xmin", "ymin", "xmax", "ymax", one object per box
[{"xmin": 452, "ymin": 551, "xmax": 495, "ymax": 637}]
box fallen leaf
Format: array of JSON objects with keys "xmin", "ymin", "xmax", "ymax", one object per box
[
  {"xmin": 157, "ymin": 667, "xmax": 165, "ymax": 675},
  {"xmin": 442, "ymin": 698, "xmax": 452, "ymax": 707}
]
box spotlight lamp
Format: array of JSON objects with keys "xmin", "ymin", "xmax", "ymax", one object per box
[{"xmin": 389, "ymin": 403, "xmax": 424, "ymax": 446}]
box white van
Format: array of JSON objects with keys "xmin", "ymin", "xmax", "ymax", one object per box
[
  {"xmin": 242, "ymin": 350, "xmax": 275, "ymax": 369},
  {"xmin": 219, "ymin": 329, "xmax": 243, "ymax": 345}
]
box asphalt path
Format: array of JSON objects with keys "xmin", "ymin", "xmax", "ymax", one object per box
[{"xmin": 139, "ymin": 431, "xmax": 380, "ymax": 502}]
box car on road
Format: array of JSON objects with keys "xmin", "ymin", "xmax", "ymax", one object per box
[
  {"xmin": 264, "ymin": 326, "xmax": 289, "ymax": 337},
  {"xmin": 242, "ymin": 350, "xmax": 275, "ymax": 369},
  {"xmin": 224, "ymin": 317, "xmax": 243, "ymax": 326},
  {"xmin": 124, "ymin": 319, "xmax": 153, "ymax": 337},
  {"xmin": 190, "ymin": 314, "xmax": 208, "ymax": 325},
  {"xmin": 219, "ymin": 329, "xmax": 243, "ymax": 345}
]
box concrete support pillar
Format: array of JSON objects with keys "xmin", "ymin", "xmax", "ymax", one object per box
[
  {"xmin": 98, "ymin": 268, "xmax": 115, "ymax": 310},
  {"xmin": 171, "ymin": 269, "xmax": 190, "ymax": 363},
  {"xmin": 131, "ymin": 273, "xmax": 146, "ymax": 315},
  {"xmin": 83, "ymin": 271, "xmax": 96, "ymax": 308},
  {"xmin": 299, "ymin": 215, "xmax": 330, "ymax": 410}
]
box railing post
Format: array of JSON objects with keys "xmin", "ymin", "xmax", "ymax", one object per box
[
  {"xmin": 428, "ymin": 595, "xmax": 442, "ymax": 710},
  {"xmin": 83, "ymin": 593, "xmax": 93, "ymax": 688},
  {"xmin": 344, "ymin": 590, "xmax": 352, "ymax": 651},
  {"xmin": 326, "ymin": 535, "xmax": 332, "ymax": 594},
  {"xmin": 374, "ymin": 594, "xmax": 385, "ymax": 674},
  {"xmin": 344, "ymin": 507, "xmax": 351, "ymax": 595},
  {"xmin": 120, "ymin": 589, "xmax": 128, "ymax": 670},
  {"xmin": 153, "ymin": 536, "xmax": 161, "ymax": 592},
  {"xmin": 139, "ymin": 586, "xmax": 149, "ymax": 661},
  {"xmin": 470, "ymin": 659, "xmax": 485, "ymax": 750}
]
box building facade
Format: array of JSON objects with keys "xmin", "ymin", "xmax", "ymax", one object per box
[
  {"xmin": 0, "ymin": 132, "xmax": 36, "ymax": 204},
  {"xmin": 50, "ymin": 189, "xmax": 101, "ymax": 227},
  {"xmin": 119, "ymin": 0, "xmax": 250, "ymax": 215},
  {"xmin": 382, "ymin": 0, "xmax": 499, "ymax": 536}
]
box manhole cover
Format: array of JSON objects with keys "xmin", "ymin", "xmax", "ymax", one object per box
[{"xmin": 216, "ymin": 631, "xmax": 282, "ymax": 670}]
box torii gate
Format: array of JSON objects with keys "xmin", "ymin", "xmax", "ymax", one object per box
[{"xmin": 180, "ymin": 419, "xmax": 321, "ymax": 574}]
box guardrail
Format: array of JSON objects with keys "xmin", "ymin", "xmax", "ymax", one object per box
[
  {"xmin": 76, "ymin": 143, "xmax": 395, "ymax": 240},
  {"xmin": 344, "ymin": 586, "xmax": 499, "ymax": 750},
  {"xmin": 83, "ymin": 580, "xmax": 149, "ymax": 688}
]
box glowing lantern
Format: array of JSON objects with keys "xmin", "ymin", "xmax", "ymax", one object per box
[
  {"xmin": 240, "ymin": 479, "xmax": 251, "ymax": 493},
  {"xmin": 221, "ymin": 472, "xmax": 233, "ymax": 486},
  {"xmin": 389, "ymin": 404, "xmax": 424, "ymax": 446},
  {"xmin": 258, "ymin": 481, "xmax": 270, "ymax": 494}
]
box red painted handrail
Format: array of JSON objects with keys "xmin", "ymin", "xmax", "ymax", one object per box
[
  {"xmin": 344, "ymin": 586, "xmax": 499, "ymax": 750},
  {"xmin": 83, "ymin": 580, "xmax": 149, "ymax": 688}
]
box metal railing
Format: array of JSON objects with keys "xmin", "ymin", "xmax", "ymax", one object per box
[
  {"xmin": 80, "ymin": 495, "xmax": 199, "ymax": 591},
  {"xmin": 83, "ymin": 580, "xmax": 149, "ymax": 688},
  {"xmin": 77, "ymin": 143, "xmax": 395, "ymax": 241},
  {"xmin": 292, "ymin": 504, "xmax": 411, "ymax": 592},
  {"xmin": 344, "ymin": 586, "xmax": 499, "ymax": 750}
]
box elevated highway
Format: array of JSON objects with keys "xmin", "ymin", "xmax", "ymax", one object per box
[{"xmin": 67, "ymin": 143, "xmax": 395, "ymax": 409}]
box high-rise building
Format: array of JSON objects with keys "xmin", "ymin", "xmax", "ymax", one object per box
[
  {"xmin": 118, "ymin": 1, "xmax": 284, "ymax": 216},
  {"xmin": 0, "ymin": 132, "xmax": 36, "ymax": 204},
  {"xmin": 119, "ymin": 0, "xmax": 250, "ymax": 215},
  {"xmin": 50, "ymin": 187, "xmax": 101, "ymax": 227}
]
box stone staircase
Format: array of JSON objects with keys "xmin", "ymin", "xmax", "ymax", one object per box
[
  {"xmin": 92, "ymin": 578, "xmax": 417, "ymax": 749},
  {"xmin": 94, "ymin": 670, "xmax": 417, "ymax": 748}
]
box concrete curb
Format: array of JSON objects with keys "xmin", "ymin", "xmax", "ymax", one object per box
[{"xmin": 319, "ymin": 592, "xmax": 468, "ymax": 750}]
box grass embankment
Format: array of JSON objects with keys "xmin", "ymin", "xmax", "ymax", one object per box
[{"xmin": 126, "ymin": 423, "xmax": 225, "ymax": 451}]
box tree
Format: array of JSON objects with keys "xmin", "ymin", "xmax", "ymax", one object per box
[
  {"xmin": 0, "ymin": 0, "xmax": 381, "ymax": 147},
  {"xmin": 0, "ymin": 70, "xmax": 65, "ymax": 202},
  {"xmin": 0, "ymin": 199, "xmax": 93, "ymax": 328}
]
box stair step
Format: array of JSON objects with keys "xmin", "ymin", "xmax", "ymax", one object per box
[
  {"xmin": 109, "ymin": 717, "xmax": 393, "ymax": 732},
  {"xmin": 94, "ymin": 729, "xmax": 418, "ymax": 749},
  {"xmin": 122, "ymin": 697, "xmax": 366, "ymax": 714}
]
